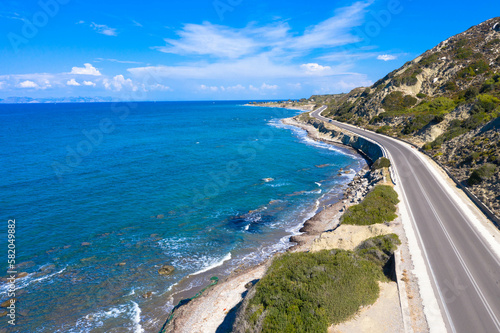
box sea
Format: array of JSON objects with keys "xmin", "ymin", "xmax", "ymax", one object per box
[{"xmin": 0, "ymin": 101, "xmax": 365, "ymax": 332}]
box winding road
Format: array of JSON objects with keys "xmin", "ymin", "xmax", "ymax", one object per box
[{"xmin": 311, "ymin": 106, "xmax": 500, "ymax": 333}]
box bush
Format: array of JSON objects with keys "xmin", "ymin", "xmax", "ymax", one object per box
[
  {"xmin": 417, "ymin": 93, "xmax": 427, "ymax": 99},
  {"xmin": 245, "ymin": 234, "xmax": 400, "ymax": 332},
  {"xmin": 382, "ymin": 92, "xmax": 417, "ymax": 112},
  {"xmin": 419, "ymin": 52, "xmax": 441, "ymax": 68},
  {"xmin": 342, "ymin": 185, "xmax": 399, "ymax": 225},
  {"xmin": 467, "ymin": 163, "xmax": 497, "ymax": 185},
  {"xmin": 458, "ymin": 59, "xmax": 490, "ymax": 78},
  {"xmin": 382, "ymin": 91, "xmax": 404, "ymax": 112},
  {"xmin": 464, "ymin": 87, "xmax": 479, "ymax": 100},
  {"xmin": 445, "ymin": 81, "xmax": 458, "ymax": 91},
  {"xmin": 403, "ymin": 95, "xmax": 418, "ymax": 107},
  {"xmin": 473, "ymin": 94, "xmax": 500, "ymax": 113},
  {"xmin": 361, "ymin": 88, "xmax": 371, "ymax": 97},
  {"xmin": 376, "ymin": 125, "xmax": 391, "ymax": 134},
  {"xmin": 455, "ymin": 47, "xmax": 474, "ymax": 59},
  {"xmin": 402, "ymin": 114, "xmax": 435, "ymax": 134},
  {"xmin": 372, "ymin": 157, "xmax": 391, "ymax": 170}
]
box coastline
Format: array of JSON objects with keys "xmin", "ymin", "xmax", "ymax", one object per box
[{"xmin": 160, "ymin": 114, "xmax": 384, "ymax": 332}]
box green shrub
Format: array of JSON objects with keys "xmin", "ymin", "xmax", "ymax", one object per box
[
  {"xmin": 434, "ymin": 114, "xmax": 445, "ymax": 123},
  {"xmin": 473, "ymin": 94, "xmax": 500, "ymax": 113},
  {"xmin": 403, "ymin": 95, "xmax": 418, "ymax": 107},
  {"xmin": 467, "ymin": 163, "xmax": 497, "ymax": 185},
  {"xmin": 382, "ymin": 92, "xmax": 417, "ymax": 112},
  {"xmin": 356, "ymin": 234, "xmax": 401, "ymax": 267},
  {"xmin": 382, "ymin": 91, "xmax": 404, "ymax": 112},
  {"xmin": 376, "ymin": 125, "xmax": 391, "ymax": 134},
  {"xmin": 419, "ymin": 52, "xmax": 441, "ymax": 68},
  {"xmin": 417, "ymin": 93, "xmax": 427, "ymax": 99},
  {"xmin": 458, "ymin": 59, "xmax": 490, "ymax": 78},
  {"xmin": 486, "ymin": 38, "xmax": 500, "ymax": 47},
  {"xmin": 455, "ymin": 47, "xmax": 474, "ymax": 59},
  {"xmin": 372, "ymin": 157, "xmax": 391, "ymax": 170},
  {"xmin": 341, "ymin": 185, "xmax": 399, "ymax": 225},
  {"xmin": 245, "ymin": 233, "xmax": 401, "ymax": 332},
  {"xmin": 464, "ymin": 87, "xmax": 479, "ymax": 100},
  {"xmin": 402, "ymin": 114, "xmax": 435, "ymax": 134},
  {"xmin": 445, "ymin": 81, "xmax": 458, "ymax": 91}
]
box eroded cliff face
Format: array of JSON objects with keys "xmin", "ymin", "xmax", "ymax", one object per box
[
  {"xmin": 307, "ymin": 17, "xmax": 500, "ymax": 219},
  {"xmin": 292, "ymin": 114, "xmax": 384, "ymax": 163}
]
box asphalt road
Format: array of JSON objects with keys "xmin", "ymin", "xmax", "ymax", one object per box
[{"xmin": 311, "ymin": 107, "xmax": 500, "ymax": 333}]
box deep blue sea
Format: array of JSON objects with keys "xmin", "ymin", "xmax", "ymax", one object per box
[{"xmin": 0, "ymin": 101, "xmax": 364, "ymax": 332}]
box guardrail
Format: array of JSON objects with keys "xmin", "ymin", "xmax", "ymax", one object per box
[
  {"xmin": 316, "ymin": 106, "xmax": 397, "ymax": 185},
  {"xmin": 315, "ymin": 106, "xmax": 500, "ymax": 228}
]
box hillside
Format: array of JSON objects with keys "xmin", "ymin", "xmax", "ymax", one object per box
[{"xmin": 313, "ymin": 17, "xmax": 500, "ymax": 218}]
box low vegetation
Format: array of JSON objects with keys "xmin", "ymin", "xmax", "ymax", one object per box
[
  {"xmin": 467, "ymin": 163, "xmax": 497, "ymax": 185},
  {"xmin": 371, "ymin": 157, "xmax": 391, "ymax": 170},
  {"xmin": 242, "ymin": 234, "xmax": 400, "ymax": 333},
  {"xmin": 341, "ymin": 185, "xmax": 399, "ymax": 226}
]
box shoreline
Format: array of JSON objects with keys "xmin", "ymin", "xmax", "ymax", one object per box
[{"xmin": 160, "ymin": 116, "xmax": 378, "ymax": 332}]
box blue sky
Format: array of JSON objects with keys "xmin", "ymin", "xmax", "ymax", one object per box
[{"xmin": 0, "ymin": 0, "xmax": 498, "ymax": 101}]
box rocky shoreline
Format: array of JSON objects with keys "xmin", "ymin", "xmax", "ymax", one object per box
[{"xmin": 161, "ymin": 114, "xmax": 429, "ymax": 333}]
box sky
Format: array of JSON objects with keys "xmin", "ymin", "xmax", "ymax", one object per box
[{"xmin": 0, "ymin": 0, "xmax": 498, "ymax": 101}]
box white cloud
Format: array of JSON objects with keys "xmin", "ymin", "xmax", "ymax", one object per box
[
  {"xmin": 90, "ymin": 22, "xmax": 118, "ymax": 36},
  {"xmin": 66, "ymin": 78, "xmax": 80, "ymax": 86},
  {"xmin": 159, "ymin": 22, "xmax": 258, "ymax": 59},
  {"xmin": 103, "ymin": 75, "xmax": 138, "ymax": 92},
  {"xmin": 377, "ymin": 54, "xmax": 397, "ymax": 61},
  {"xmin": 70, "ymin": 63, "xmax": 102, "ymax": 76},
  {"xmin": 260, "ymin": 83, "xmax": 278, "ymax": 90},
  {"xmin": 83, "ymin": 81, "xmax": 96, "ymax": 87},
  {"xmin": 226, "ymin": 84, "xmax": 246, "ymax": 91},
  {"xmin": 200, "ymin": 84, "xmax": 219, "ymax": 92},
  {"xmin": 155, "ymin": 2, "xmax": 369, "ymax": 60},
  {"xmin": 17, "ymin": 80, "xmax": 39, "ymax": 88},
  {"xmin": 95, "ymin": 58, "xmax": 143, "ymax": 65},
  {"xmin": 0, "ymin": 82, "xmax": 4, "ymax": 90},
  {"xmin": 148, "ymin": 83, "xmax": 171, "ymax": 91},
  {"xmin": 300, "ymin": 63, "xmax": 332, "ymax": 74},
  {"xmin": 288, "ymin": 83, "xmax": 302, "ymax": 90}
]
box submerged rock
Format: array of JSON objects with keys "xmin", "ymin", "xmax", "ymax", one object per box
[
  {"xmin": 158, "ymin": 265, "xmax": 175, "ymax": 276},
  {"xmin": 0, "ymin": 299, "xmax": 15, "ymax": 308}
]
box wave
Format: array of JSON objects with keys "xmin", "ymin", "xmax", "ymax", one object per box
[
  {"xmin": 269, "ymin": 118, "xmax": 359, "ymax": 158},
  {"xmin": 71, "ymin": 301, "xmax": 144, "ymax": 333},
  {"xmin": 131, "ymin": 301, "xmax": 144, "ymax": 333},
  {"xmin": 0, "ymin": 266, "xmax": 67, "ymax": 297},
  {"xmin": 189, "ymin": 252, "xmax": 232, "ymax": 276}
]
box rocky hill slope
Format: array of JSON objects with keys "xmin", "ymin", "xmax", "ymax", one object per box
[{"xmin": 314, "ymin": 17, "xmax": 500, "ymax": 218}]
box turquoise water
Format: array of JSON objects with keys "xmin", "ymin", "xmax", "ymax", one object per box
[{"xmin": 0, "ymin": 101, "xmax": 363, "ymax": 332}]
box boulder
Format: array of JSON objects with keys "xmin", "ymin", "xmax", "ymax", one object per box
[
  {"xmin": 158, "ymin": 265, "xmax": 175, "ymax": 276},
  {"xmin": 0, "ymin": 299, "xmax": 15, "ymax": 308}
]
